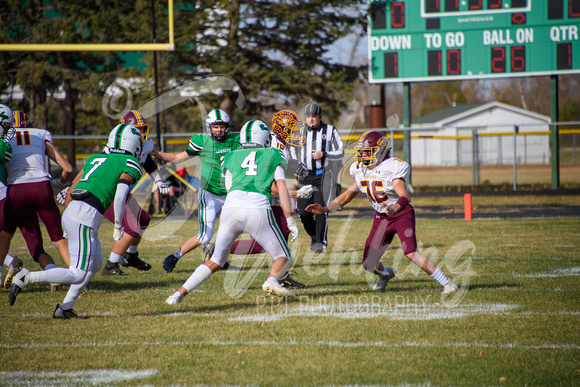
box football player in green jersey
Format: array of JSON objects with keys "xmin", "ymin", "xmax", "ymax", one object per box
[
  {"xmin": 165, "ymin": 120, "xmax": 298, "ymax": 304},
  {"xmin": 152, "ymin": 109, "xmax": 240, "ymax": 273},
  {"xmin": 8, "ymin": 124, "xmax": 144, "ymax": 319}
]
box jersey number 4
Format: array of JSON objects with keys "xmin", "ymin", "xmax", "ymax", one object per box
[{"xmin": 240, "ymin": 151, "xmax": 258, "ymax": 176}]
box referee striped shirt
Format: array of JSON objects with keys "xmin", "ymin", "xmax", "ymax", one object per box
[{"xmin": 289, "ymin": 123, "xmax": 344, "ymax": 172}]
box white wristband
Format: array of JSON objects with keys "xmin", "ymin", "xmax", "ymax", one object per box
[{"xmin": 326, "ymin": 201, "xmax": 342, "ymax": 213}]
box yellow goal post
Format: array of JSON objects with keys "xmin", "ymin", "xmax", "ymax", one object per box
[{"xmin": 0, "ymin": 0, "xmax": 174, "ymax": 52}]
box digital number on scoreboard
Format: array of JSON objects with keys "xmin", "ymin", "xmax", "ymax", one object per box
[{"xmin": 368, "ymin": 0, "xmax": 580, "ymax": 83}]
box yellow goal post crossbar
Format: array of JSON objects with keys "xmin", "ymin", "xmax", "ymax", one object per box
[{"xmin": 0, "ymin": 0, "xmax": 174, "ymax": 52}]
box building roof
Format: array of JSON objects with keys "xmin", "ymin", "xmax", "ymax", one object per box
[{"xmin": 412, "ymin": 101, "xmax": 550, "ymax": 126}]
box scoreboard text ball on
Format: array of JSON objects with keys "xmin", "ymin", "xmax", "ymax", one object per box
[{"xmin": 368, "ymin": 0, "xmax": 580, "ymax": 83}]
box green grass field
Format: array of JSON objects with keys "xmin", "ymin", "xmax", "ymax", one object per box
[{"xmin": 1, "ymin": 210, "xmax": 579, "ymax": 385}]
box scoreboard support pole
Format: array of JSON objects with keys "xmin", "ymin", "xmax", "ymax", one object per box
[
  {"xmin": 551, "ymin": 75, "xmax": 560, "ymax": 190},
  {"xmin": 368, "ymin": 84, "xmax": 386, "ymax": 129}
]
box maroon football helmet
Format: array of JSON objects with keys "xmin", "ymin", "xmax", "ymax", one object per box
[
  {"xmin": 120, "ymin": 110, "xmax": 149, "ymax": 141},
  {"xmin": 12, "ymin": 111, "xmax": 34, "ymax": 128},
  {"xmin": 354, "ymin": 130, "xmax": 391, "ymax": 169}
]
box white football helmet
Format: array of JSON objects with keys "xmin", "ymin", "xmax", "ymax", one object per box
[
  {"xmin": 106, "ymin": 123, "xmax": 143, "ymax": 159},
  {"xmin": 205, "ymin": 109, "xmax": 231, "ymax": 142},
  {"xmin": 0, "ymin": 103, "xmax": 15, "ymax": 140},
  {"xmin": 239, "ymin": 120, "xmax": 271, "ymax": 149}
]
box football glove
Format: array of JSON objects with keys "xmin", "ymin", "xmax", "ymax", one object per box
[
  {"xmin": 155, "ymin": 180, "xmax": 171, "ymax": 195},
  {"xmin": 56, "ymin": 187, "xmax": 70, "ymax": 205},
  {"xmin": 296, "ymin": 185, "xmax": 313, "ymax": 199},
  {"xmin": 294, "ymin": 162, "xmax": 308, "ymax": 180},
  {"xmin": 286, "ymin": 217, "xmax": 300, "ymax": 242},
  {"xmin": 113, "ymin": 227, "xmax": 124, "ymax": 241}
]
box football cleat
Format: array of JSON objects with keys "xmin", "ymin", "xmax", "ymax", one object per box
[
  {"xmin": 202, "ymin": 243, "xmax": 215, "ymax": 262},
  {"xmin": 262, "ymin": 280, "xmax": 297, "ymax": 300},
  {"xmin": 163, "ymin": 254, "xmax": 180, "ymax": 273},
  {"xmin": 310, "ymin": 242, "xmax": 325, "ymax": 254},
  {"xmin": 280, "ymin": 272, "xmax": 305, "ymax": 289},
  {"xmin": 372, "ymin": 267, "xmax": 397, "ymax": 291},
  {"xmin": 53, "ymin": 304, "xmax": 85, "ymax": 319},
  {"xmin": 120, "ymin": 252, "xmax": 152, "ymax": 271},
  {"xmin": 165, "ymin": 293, "xmax": 184, "ymax": 305},
  {"xmin": 442, "ymin": 281, "xmax": 459, "ymax": 294},
  {"xmin": 8, "ymin": 267, "xmax": 29, "ymax": 306},
  {"xmin": 101, "ymin": 261, "xmax": 127, "ymax": 276},
  {"xmin": 4, "ymin": 256, "xmax": 23, "ymax": 289}
]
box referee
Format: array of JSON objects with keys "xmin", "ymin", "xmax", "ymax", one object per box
[{"xmin": 290, "ymin": 103, "xmax": 344, "ymax": 254}]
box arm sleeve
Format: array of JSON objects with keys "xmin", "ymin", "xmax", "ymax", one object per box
[
  {"xmin": 274, "ymin": 165, "xmax": 286, "ymax": 181},
  {"xmin": 143, "ymin": 154, "xmax": 158, "ymax": 174},
  {"xmin": 224, "ymin": 170, "xmax": 233, "ymax": 191},
  {"xmin": 113, "ymin": 180, "xmax": 131, "ymax": 228}
]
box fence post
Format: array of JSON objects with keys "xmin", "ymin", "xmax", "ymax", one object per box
[
  {"xmin": 472, "ymin": 129, "xmax": 479, "ymax": 186},
  {"xmin": 390, "ymin": 128, "xmax": 394, "ymax": 157},
  {"xmin": 513, "ymin": 125, "xmax": 518, "ymax": 191},
  {"xmin": 550, "ymin": 75, "xmax": 560, "ymax": 189}
]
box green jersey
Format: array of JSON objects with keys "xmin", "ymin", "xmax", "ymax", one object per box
[
  {"xmin": 75, "ymin": 153, "xmax": 142, "ymax": 210},
  {"xmin": 186, "ymin": 133, "xmax": 240, "ymax": 196},
  {"xmin": 0, "ymin": 141, "xmax": 12, "ymax": 184},
  {"xmin": 222, "ymin": 147, "xmax": 287, "ymax": 202}
]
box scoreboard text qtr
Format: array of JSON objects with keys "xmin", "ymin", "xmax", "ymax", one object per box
[{"xmin": 368, "ymin": 0, "xmax": 580, "ymax": 83}]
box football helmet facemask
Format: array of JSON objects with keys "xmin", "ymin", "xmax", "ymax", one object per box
[
  {"xmin": 106, "ymin": 123, "xmax": 143, "ymax": 159},
  {"xmin": 120, "ymin": 110, "xmax": 149, "ymax": 141},
  {"xmin": 271, "ymin": 110, "xmax": 305, "ymax": 147},
  {"xmin": 205, "ymin": 109, "xmax": 231, "ymax": 142},
  {"xmin": 354, "ymin": 130, "xmax": 391, "ymax": 169},
  {"xmin": 0, "ymin": 103, "xmax": 15, "ymax": 140},
  {"xmin": 239, "ymin": 120, "xmax": 271, "ymax": 149}
]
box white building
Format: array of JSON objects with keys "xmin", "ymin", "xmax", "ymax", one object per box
[{"xmin": 410, "ymin": 102, "xmax": 551, "ymax": 166}]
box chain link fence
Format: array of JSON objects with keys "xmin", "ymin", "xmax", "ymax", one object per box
[{"xmin": 52, "ymin": 122, "xmax": 579, "ymax": 193}]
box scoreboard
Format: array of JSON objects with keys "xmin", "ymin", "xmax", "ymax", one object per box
[{"xmin": 368, "ymin": 0, "xmax": 580, "ymax": 83}]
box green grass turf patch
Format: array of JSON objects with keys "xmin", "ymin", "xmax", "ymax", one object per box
[{"xmin": 1, "ymin": 216, "xmax": 579, "ymax": 385}]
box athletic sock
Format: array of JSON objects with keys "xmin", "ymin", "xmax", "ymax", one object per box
[
  {"xmin": 378, "ymin": 267, "xmax": 391, "ymax": 277},
  {"xmin": 267, "ymin": 276, "xmax": 279, "ymax": 283},
  {"xmin": 174, "ymin": 250, "xmax": 183, "ymax": 259},
  {"xmin": 108, "ymin": 252, "xmax": 123, "ymax": 264},
  {"xmin": 181, "ymin": 264, "xmax": 212, "ymax": 293},
  {"xmin": 430, "ymin": 268, "xmax": 450, "ymax": 286},
  {"xmin": 127, "ymin": 245, "xmax": 138, "ymax": 254}
]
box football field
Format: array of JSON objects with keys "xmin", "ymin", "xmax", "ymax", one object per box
[{"xmin": 1, "ymin": 211, "xmax": 579, "ymax": 385}]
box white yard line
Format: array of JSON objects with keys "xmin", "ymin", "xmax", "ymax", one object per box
[{"xmin": 1, "ymin": 340, "xmax": 578, "ymax": 351}]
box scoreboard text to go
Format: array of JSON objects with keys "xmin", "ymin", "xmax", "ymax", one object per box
[{"xmin": 368, "ymin": 0, "xmax": 580, "ymax": 83}]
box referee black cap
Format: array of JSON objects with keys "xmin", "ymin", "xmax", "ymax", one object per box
[{"xmin": 305, "ymin": 103, "xmax": 322, "ymax": 115}]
